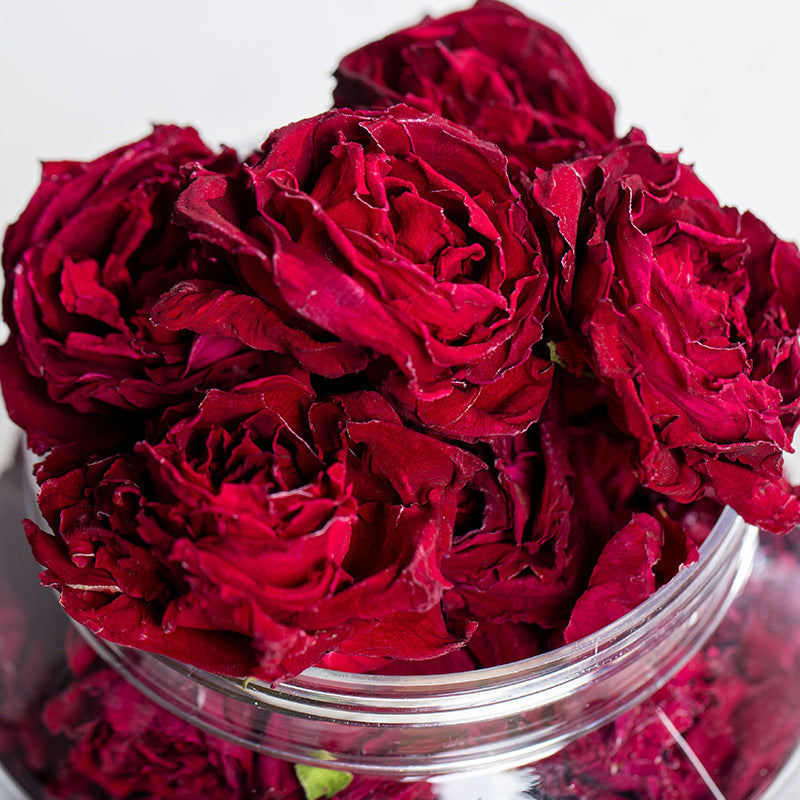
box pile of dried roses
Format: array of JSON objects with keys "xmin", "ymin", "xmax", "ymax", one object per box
[{"xmin": 3, "ymin": 0, "xmax": 800, "ymax": 683}]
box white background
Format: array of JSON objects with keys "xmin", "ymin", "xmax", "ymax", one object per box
[{"xmin": 1, "ymin": 2, "xmax": 800, "ymax": 796}]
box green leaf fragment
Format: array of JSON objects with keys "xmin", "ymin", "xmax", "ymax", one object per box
[
  {"xmin": 546, "ymin": 341, "xmax": 567, "ymax": 369},
  {"xmin": 294, "ymin": 763, "xmax": 354, "ymax": 800}
]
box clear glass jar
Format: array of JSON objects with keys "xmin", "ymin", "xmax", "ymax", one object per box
[{"xmin": 5, "ymin": 454, "xmax": 800, "ymax": 799}]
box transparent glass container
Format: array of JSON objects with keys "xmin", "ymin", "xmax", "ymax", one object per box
[
  {"xmin": 5, "ymin": 452, "xmax": 800, "ymax": 799},
  {"xmin": 81, "ymin": 507, "xmax": 754, "ymax": 777}
]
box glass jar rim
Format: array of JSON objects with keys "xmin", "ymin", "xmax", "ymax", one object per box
[
  {"xmin": 146, "ymin": 506, "xmax": 751, "ymax": 710},
  {"xmin": 269, "ymin": 505, "xmax": 747, "ymax": 694}
]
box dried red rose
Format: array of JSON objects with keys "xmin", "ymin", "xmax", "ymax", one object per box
[
  {"xmin": 43, "ymin": 661, "xmax": 264, "ymax": 800},
  {"xmin": 531, "ymin": 133, "xmax": 800, "ymax": 532},
  {"xmin": 26, "ymin": 375, "xmax": 481, "ymax": 680},
  {"xmin": 153, "ymin": 105, "xmax": 553, "ymax": 441},
  {"xmin": 0, "ymin": 125, "xmax": 265, "ymax": 457},
  {"xmin": 49, "ymin": 631, "xmax": 298, "ymax": 800},
  {"xmin": 333, "ymin": 0, "xmax": 616, "ymax": 174},
  {"xmin": 441, "ymin": 373, "xmax": 702, "ymax": 656}
]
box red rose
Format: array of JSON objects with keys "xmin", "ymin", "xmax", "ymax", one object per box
[
  {"xmin": 536, "ymin": 538, "xmax": 800, "ymax": 800},
  {"xmin": 442, "ymin": 373, "xmax": 702, "ymax": 653},
  {"xmin": 333, "ymin": 0, "xmax": 616, "ymax": 174},
  {"xmin": 531, "ymin": 134, "xmax": 800, "ymax": 532},
  {"xmin": 0, "ymin": 125, "xmax": 264, "ymax": 456},
  {"xmin": 26, "ymin": 376, "xmax": 481, "ymax": 680},
  {"xmin": 153, "ymin": 106, "xmax": 553, "ymax": 441}
]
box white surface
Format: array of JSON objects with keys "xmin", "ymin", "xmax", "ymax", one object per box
[
  {"xmin": 0, "ymin": 763, "xmax": 31, "ymax": 800},
  {"xmin": 2, "ymin": 2, "xmax": 800, "ymax": 476}
]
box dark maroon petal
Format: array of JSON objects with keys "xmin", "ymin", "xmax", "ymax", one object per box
[
  {"xmin": 0, "ymin": 340, "xmax": 135, "ymax": 455},
  {"xmin": 152, "ymin": 279, "xmax": 369, "ymax": 376},
  {"xmin": 337, "ymin": 607, "xmax": 477, "ymax": 661}
]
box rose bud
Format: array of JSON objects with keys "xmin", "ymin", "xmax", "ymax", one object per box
[
  {"xmin": 154, "ymin": 106, "xmax": 553, "ymax": 441},
  {"xmin": 530, "ymin": 133, "xmax": 800, "ymax": 533},
  {"xmin": 26, "ymin": 375, "xmax": 481, "ymax": 681},
  {"xmin": 333, "ymin": 0, "xmax": 616, "ymax": 175},
  {"xmin": 0, "ymin": 125, "xmax": 264, "ymax": 457}
]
